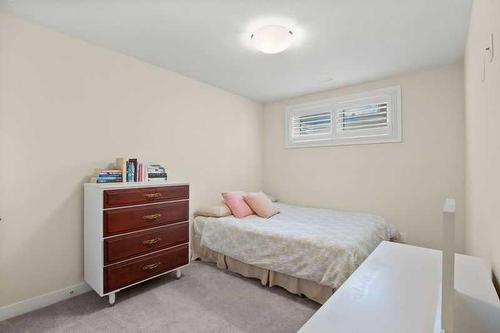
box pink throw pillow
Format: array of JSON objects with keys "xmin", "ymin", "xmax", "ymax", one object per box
[
  {"xmin": 222, "ymin": 191, "xmax": 254, "ymax": 218},
  {"xmin": 243, "ymin": 192, "xmax": 280, "ymax": 218}
]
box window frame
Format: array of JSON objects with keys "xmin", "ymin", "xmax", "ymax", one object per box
[{"xmin": 285, "ymin": 86, "xmax": 402, "ymax": 148}]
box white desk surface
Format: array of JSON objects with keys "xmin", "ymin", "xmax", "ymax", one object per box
[{"xmin": 299, "ymin": 241, "xmax": 499, "ymax": 333}]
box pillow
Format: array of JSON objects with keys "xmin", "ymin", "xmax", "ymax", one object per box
[
  {"xmin": 196, "ymin": 203, "xmax": 232, "ymax": 217},
  {"xmin": 264, "ymin": 192, "xmax": 278, "ymax": 202},
  {"xmin": 243, "ymin": 192, "xmax": 280, "ymax": 218},
  {"xmin": 222, "ymin": 191, "xmax": 254, "ymax": 218}
]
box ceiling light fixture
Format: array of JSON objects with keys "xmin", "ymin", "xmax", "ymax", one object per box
[{"xmin": 250, "ymin": 25, "xmax": 294, "ymax": 54}]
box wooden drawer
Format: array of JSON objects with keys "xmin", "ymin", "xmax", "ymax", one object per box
[
  {"xmin": 103, "ymin": 200, "xmax": 188, "ymax": 236},
  {"xmin": 103, "ymin": 185, "xmax": 189, "ymax": 208},
  {"xmin": 104, "ymin": 223, "xmax": 189, "ymax": 264},
  {"xmin": 104, "ymin": 244, "xmax": 189, "ymax": 293}
]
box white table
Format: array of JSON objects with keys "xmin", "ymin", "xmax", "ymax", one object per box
[{"xmin": 299, "ymin": 241, "xmax": 500, "ymax": 333}]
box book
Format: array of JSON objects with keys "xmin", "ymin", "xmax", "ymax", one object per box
[
  {"xmin": 138, "ymin": 163, "xmax": 143, "ymax": 182},
  {"xmin": 96, "ymin": 179, "xmax": 122, "ymax": 183},
  {"xmin": 148, "ymin": 164, "xmax": 165, "ymax": 172},
  {"xmin": 97, "ymin": 172, "xmax": 122, "ymax": 177},
  {"xmin": 129, "ymin": 158, "xmax": 138, "ymax": 182},
  {"xmin": 95, "ymin": 169, "xmax": 121, "ymax": 176},
  {"xmin": 126, "ymin": 161, "xmax": 133, "ymax": 182},
  {"xmin": 96, "ymin": 175, "xmax": 122, "ymax": 180},
  {"xmin": 115, "ymin": 158, "xmax": 127, "ymax": 183},
  {"xmin": 95, "ymin": 169, "xmax": 121, "ymax": 173},
  {"xmin": 148, "ymin": 173, "xmax": 168, "ymax": 178},
  {"xmin": 90, "ymin": 176, "xmax": 123, "ymax": 183}
]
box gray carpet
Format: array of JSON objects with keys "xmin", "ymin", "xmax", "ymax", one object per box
[{"xmin": 0, "ymin": 261, "xmax": 319, "ymax": 332}]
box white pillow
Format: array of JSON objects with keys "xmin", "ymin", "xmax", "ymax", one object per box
[
  {"xmin": 263, "ymin": 192, "xmax": 278, "ymax": 202},
  {"xmin": 195, "ymin": 203, "xmax": 232, "ymax": 217}
]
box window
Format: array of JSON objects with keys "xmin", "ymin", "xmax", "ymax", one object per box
[
  {"xmin": 286, "ymin": 86, "xmax": 401, "ymax": 147},
  {"xmin": 290, "ymin": 105, "xmax": 332, "ymax": 144}
]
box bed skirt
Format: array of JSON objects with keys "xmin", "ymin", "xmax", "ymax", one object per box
[{"xmin": 191, "ymin": 238, "xmax": 334, "ymax": 304}]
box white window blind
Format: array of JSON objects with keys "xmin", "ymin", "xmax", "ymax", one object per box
[
  {"xmin": 286, "ymin": 86, "xmax": 401, "ymax": 147},
  {"xmin": 291, "ymin": 111, "xmax": 332, "ymax": 140},
  {"xmin": 287, "ymin": 104, "xmax": 333, "ymax": 144},
  {"xmin": 337, "ymin": 103, "xmax": 388, "ymax": 132}
]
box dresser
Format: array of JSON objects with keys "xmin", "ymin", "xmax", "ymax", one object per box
[{"xmin": 84, "ymin": 181, "xmax": 190, "ymax": 305}]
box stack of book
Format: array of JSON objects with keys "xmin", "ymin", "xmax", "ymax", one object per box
[
  {"xmin": 91, "ymin": 158, "xmax": 168, "ymax": 183},
  {"xmin": 147, "ymin": 165, "xmax": 168, "ymax": 182},
  {"xmin": 91, "ymin": 169, "xmax": 123, "ymax": 183}
]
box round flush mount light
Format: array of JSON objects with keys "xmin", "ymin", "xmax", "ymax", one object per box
[{"xmin": 250, "ymin": 25, "xmax": 294, "ymax": 54}]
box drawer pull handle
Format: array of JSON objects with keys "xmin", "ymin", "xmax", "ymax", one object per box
[
  {"xmin": 142, "ymin": 262, "xmax": 161, "ymax": 270},
  {"xmin": 144, "ymin": 193, "xmax": 162, "ymax": 199},
  {"xmin": 143, "ymin": 213, "xmax": 162, "ymax": 221},
  {"xmin": 143, "ymin": 238, "xmax": 161, "ymax": 246}
]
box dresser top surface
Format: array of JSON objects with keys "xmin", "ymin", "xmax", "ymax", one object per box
[
  {"xmin": 299, "ymin": 241, "xmax": 499, "ymax": 333},
  {"xmin": 84, "ymin": 180, "xmax": 189, "ymax": 189}
]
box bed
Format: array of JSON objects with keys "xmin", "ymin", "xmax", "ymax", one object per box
[{"xmin": 192, "ymin": 203, "xmax": 398, "ymax": 303}]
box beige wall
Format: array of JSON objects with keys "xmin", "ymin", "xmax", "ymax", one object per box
[
  {"xmin": 0, "ymin": 14, "xmax": 263, "ymax": 307},
  {"xmin": 464, "ymin": 0, "xmax": 500, "ymax": 279},
  {"xmin": 0, "ymin": 11, "xmax": 472, "ymax": 310},
  {"xmin": 264, "ymin": 64, "xmax": 465, "ymax": 251}
]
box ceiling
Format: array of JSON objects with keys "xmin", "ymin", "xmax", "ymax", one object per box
[{"xmin": 0, "ymin": 0, "xmax": 472, "ymax": 103}]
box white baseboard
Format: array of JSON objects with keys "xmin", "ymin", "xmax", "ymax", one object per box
[{"xmin": 0, "ymin": 282, "xmax": 91, "ymax": 322}]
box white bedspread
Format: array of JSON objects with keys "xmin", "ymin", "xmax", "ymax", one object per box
[{"xmin": 194, "ymin": 203, "xmax": 397, "ymax": 289}]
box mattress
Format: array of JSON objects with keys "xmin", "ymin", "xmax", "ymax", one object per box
[{"xmin": 194, "ymin": 203, "xmax": 398, "ymax": 289}]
